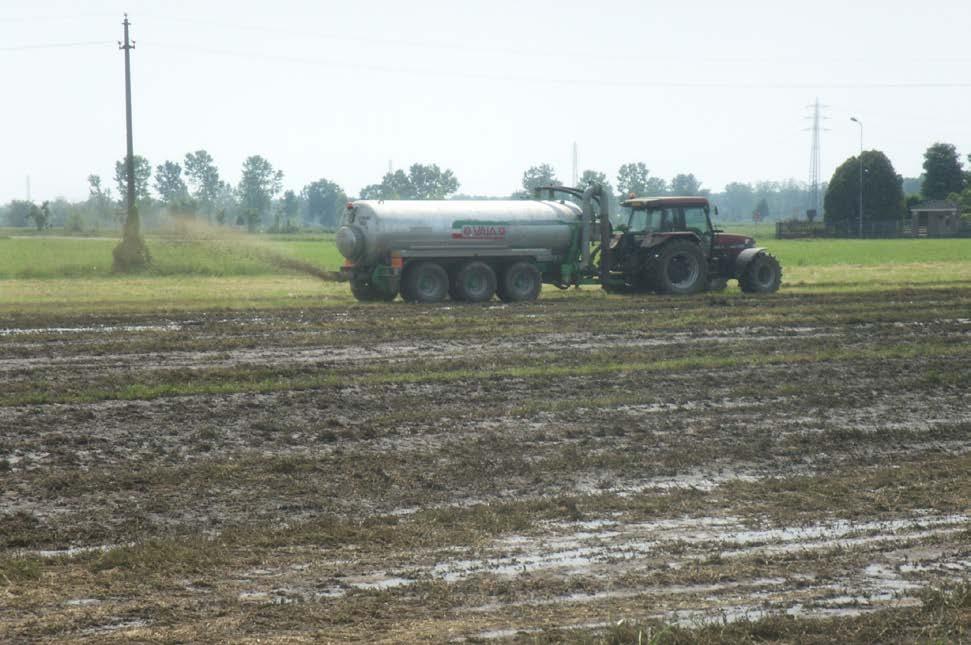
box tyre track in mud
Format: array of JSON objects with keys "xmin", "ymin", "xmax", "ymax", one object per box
[{"xmin": 1, "ymin": 318, "xmax": 968, "ymax": 377}]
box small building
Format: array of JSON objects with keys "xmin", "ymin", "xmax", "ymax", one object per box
[{"xmin": 909, "ymin": 200, "xmax": 961, "ymax": 237}]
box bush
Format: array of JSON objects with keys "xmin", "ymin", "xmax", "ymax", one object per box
[
  {"xmin": 112, "ymin": 207, "xmax": 151, "ymax": 272},
  {"xmin": 64, "ymin": 212, "xmax": 84, "ymax": 234}
]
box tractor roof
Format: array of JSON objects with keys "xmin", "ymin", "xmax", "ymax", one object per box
[{"xmin": 622, "ymin": 196, "xmax": 710, "ymax": 209}]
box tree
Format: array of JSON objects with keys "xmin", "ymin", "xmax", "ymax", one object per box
[
  {"xmin": 670, "ymin": 173, "xmax": 704, "ymax": 196},
  {"xmin": 921, "ymin": 143, "xmax": 965, "ymax": 200},
  {"xmin": 824, "ymin": 149, "xmax": 906, "ymax": 227},
  {"xmin": 576, "ymin": 169, "xmax": 612, "ymax": 194},
  {"xmin": 280, "ymin": 190, "xmax": 299, "ymax": 230},
  {"xmin": 720, "ymin": 182, "xmax": 755, "ymax": 220},
  {"xmin": 616, "ymin": 162, "xmax": 667, "ymax": 197},
  {"xmin": 302, "ymin": 178, "xmax": 346, "ymax": 227},
  {"xmin": 520, "ymin": 164, "xmax": 559, "ymax": 194},
  {"xmin": 753, "ymin": 197, "xmax": 770, "ymax": 222},
  {"xmin": 184, "ymin": 150, "xmax": 223, "ymax": 215},
  {"xmin": 237, "ymin": 155, "xmax": 283, "ymax": 232},
  {"xmin": 360, "ymin": 170, "xmax": 414, "ymax": 200},
  {"xmin": 113, "ymin": 155, "xmax": 152, "ymax": 203},
  {"xmin": 27, "ymin": 202, "xmax": 49, "ymax": 230},
  {"xmin": 947, "ymin": 188, "xmax": 971, "ymax": 213},
  {"xmin": 408, "ymin": 163, "xmax": 459, "ymax": 199},
  {"xmin": 901, "ymin": 176, "xmax": 923, "ymax": 196},
  {"xmin": 616, "ymin": 162, "xmax": 649, "ymax": 197},
  {"xmin": 644, "ymin": 176, "xmax": 668, "ymax": 195},
  {"xmin": 154, "ymin": 161, "xmax": 189, "ymax": 205},
  {"xmin": 358, "ymin": 164, "xmax": 460, "ymax": 200},
  {"xmin": 212, "ymin": 180, "xmax": 237, "ymax": 227},
  {"xmin": 87, "ymin": 175, "xmax": 115, "ymax": 225},
  {"xmin": 6, "ymin": 200, "xmax": 36, "ymax": 227}
]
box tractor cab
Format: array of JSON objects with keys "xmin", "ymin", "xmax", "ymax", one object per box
[{"xmin": 616, "ymin": 196, "xmax": 715, "ymax": 257}]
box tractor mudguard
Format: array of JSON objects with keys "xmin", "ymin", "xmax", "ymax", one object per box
[{"xmin": 733, "ymin": 247, "xmax": 767, "ymax": 278}]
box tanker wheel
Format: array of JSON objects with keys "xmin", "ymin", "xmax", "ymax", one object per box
[
  {"xmin": 402, "ymin": 262, "xmax": 449, "ymax": 303},
  {"xmin": 350, "ymin": 278, "xmax": 397, "ymax": 302},
  {"xmin": 497, "ymin": 262, "xmax": 542, "ymax": 302},
  {"xmin": 654, "ymin": 240, "xmax": 707, "ymax": 295},
  {"xmin": 739, "ymin": 253, "xmax": 782, "ymax": 293},
  {"xmin": 453, "ymin": 262, "xmax": 497, "ymax": 303}
]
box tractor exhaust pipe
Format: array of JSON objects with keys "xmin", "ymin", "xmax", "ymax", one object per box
[
  {"xmin": 580, "ymin": 184, "xmax": 611, "ymax": 280},
  {"xmin": 599, "ymin": 185, "xmax": 612, "ymax": 283},
  {"xmin": 580, "ymin": 185, "xmax": 596, "ymax": 270},
  {"xmin": 580, "ymin": 183, "xmax": 611, "ymax": 273}
]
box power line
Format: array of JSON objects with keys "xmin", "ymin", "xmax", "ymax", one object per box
[
  {"xmin": 0, "ymin": 12, "xmax": 115, "ymax": 23},
  {"xmin": 144, "ymin": 42, "xmax": 971, "ymax": 90},
  {"xmin": 0, "ymin": 40, "xmax": 112, "ymax": 51},
  {"xmin": 143, "ymin": 16, "xmax": 971, "ymax": 65}
]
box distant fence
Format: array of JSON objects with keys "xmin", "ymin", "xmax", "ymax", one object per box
[
  {"xmin": 775, "ymin": 219, "xmax": 971, "ymax": 239},
  {"xmin": 774, "ymin": 221, "xmax": 827, "ymax": 239}
]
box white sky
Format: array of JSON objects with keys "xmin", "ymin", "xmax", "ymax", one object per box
[{"xmin": 2, "ymin": 0, "xmax": 970, "ymax": 202}]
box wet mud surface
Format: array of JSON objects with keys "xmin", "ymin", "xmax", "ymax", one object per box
[{"xmin": 0, "ymin": 288, "xmax": 969, "ymax": 642}]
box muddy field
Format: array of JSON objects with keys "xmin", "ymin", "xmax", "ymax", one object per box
[{"xmin": 1, "ymin": 287, "xmax": 969, "ymax": 642}]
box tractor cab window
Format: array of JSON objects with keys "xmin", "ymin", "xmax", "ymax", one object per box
[
  {"xmin": 684, "ymin": 207, "xmax": 711, "ymax": 236},
  {"xmin": 627, "ymin": 208, "xmax": 673, "ymax": 233}
]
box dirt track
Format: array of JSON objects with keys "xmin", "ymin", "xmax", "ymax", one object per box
[{"xmin": 1, "ymin": 288, "xmax": 969, "ymax": 642}]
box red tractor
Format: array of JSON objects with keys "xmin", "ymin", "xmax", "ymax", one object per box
[{"xmin": 606, "ymin": 195, "xmax": 782, "ymax": 294}]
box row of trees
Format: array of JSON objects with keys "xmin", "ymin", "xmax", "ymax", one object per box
[
  {"xmin": 9, "ymin": 149, "xmax": 964, "ymax": 232},
  {"xmin": 509, "ymin": 162, "xmax": 704, "ymax": 199},
  {"xmin": 98, "ymin": 151, "xmax": 350, "ymax": 232}
]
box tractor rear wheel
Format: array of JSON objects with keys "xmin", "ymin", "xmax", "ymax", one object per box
[
  {"xmin": 653, "ymin": 240, "xmax": 707, "ymax": 295},
  {"xmin": 401, "ymin": 262, "xmax": 449, "ymax": 303},
  {"xmin": 739, "ymin": 253, "xmax": 782, "ymax": 293},
  {"xmin": 498, "ymin": 262, "xmax": 542, "ymax": 302},
  {"xmin": 453, "ymin": 261, "xmax": 497, "ymax": 302}
]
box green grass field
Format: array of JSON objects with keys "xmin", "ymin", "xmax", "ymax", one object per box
[
  {"xmin": 0, "ymin": 234, "xmax": 343, "ymax": 279},
  {"xmin": 1, "ymin": 230, "xmax": 969, "ymax": 315}
]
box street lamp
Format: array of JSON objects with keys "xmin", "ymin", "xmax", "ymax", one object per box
[{"xmin": 850, "ymin": 117, "xmax": 863, "ymax": 238}]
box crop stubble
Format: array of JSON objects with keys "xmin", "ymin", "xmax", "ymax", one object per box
[{"xmin": 0, "ymin": 288, "xmax": 969, "ymax": 642}]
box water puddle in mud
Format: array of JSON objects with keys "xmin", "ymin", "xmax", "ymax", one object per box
[
  {"xmin": 315, "ymin": 513, "xmax": 968, "ymax": 602},
  {"xmin": 0, "ymin": 323, "xmax": 183, "ymax": 336},
  {"xmin": 65, "ymin": 598, "xmax": 101, "ymax": 607},
  {"xmin": 30, "ymin": 543, "xmax": 130, "ymax": 558},
  {"xmin": 80, "ymin": 619, "xmax": 149, "ymax": 635},
  {"xmin": 345, "ymin": 574, "xmax": 415, "ymax": 591}
]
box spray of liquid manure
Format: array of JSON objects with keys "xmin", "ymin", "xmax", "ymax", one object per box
[{"xmin": 159, "ymin": 214, "xmax": 341, "ymax": 281}]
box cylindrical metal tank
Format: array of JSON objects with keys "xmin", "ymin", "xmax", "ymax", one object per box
[{"xmin": 336, "ymin": 200, "xmax": 582, "ymax": 265}]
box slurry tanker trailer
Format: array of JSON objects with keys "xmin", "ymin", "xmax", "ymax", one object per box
[{"xmin": 336, "ymin": 185, "xmax": 781, "ymax": 302}]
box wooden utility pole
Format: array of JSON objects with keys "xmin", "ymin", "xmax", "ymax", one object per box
[
  {"xmin": 121, "ymin": 14, "xmax": 136, "ymax": 215},
  {"xmin": 113, "ymin": 13, "xmax": 150, "ymax": 271}
]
